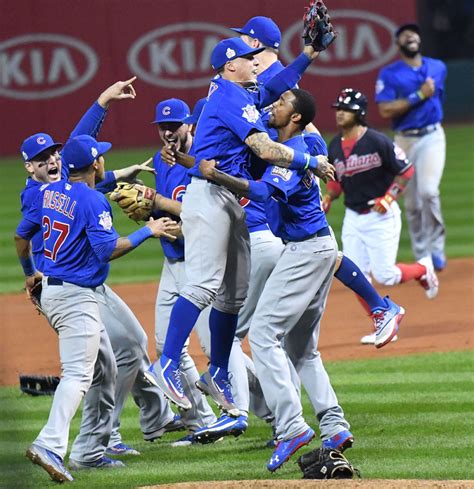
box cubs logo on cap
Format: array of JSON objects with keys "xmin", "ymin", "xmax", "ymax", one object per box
[
  {"xmin": 20, "ymin": 133, "xmax": 62, "ymax": 162},
  {"xmin": 152, "ymin": 98, "xmax": 191, "ymax": 124}
]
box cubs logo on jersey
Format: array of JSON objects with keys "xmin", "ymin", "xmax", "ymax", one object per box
[{"xmin": 172, "ymin": 185, "xmax": 186, "ymax": 202}]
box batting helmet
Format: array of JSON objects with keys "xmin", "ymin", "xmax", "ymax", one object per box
[{"xmin": 331, "ymin": 88, "xmax": 368, "ymax": 123}]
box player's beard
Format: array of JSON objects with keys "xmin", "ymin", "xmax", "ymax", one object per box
[{"xmin": 399, "ymin": 41, "xmax": 421, "ymax": 58}]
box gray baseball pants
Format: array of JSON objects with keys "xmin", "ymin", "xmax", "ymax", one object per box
[
  {"xmin": 155, "ymin": 258, "xmax": 216, "ymax": 431},
  {"xmin": 395, "ymin": 125, "xmax": 446, "ymax": 260},
  {"xmin": 249, "ymin": 230, "xmax": 350, "ymax": 441},
  {"xmin": 35, "ymin": 279, "xmax": 116, "ymax": 462},
  {"xmin": 95, "ymin": 284, "xmax": 175, "ymax": 446}
]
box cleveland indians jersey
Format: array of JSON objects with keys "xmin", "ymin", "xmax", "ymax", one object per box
[{"xmin": 328, "ymin": 128, "xmax": 411, "ymax": 213}]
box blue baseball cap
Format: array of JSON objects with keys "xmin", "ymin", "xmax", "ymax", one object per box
[
  {"xmin": 231, "ymin": 16, "xmax": 281, "ymax": 49},
  {"xmin": 211, "ymin": 37, "xmax": 265, "ymax": 70},
  {"xmin": 183, "ymin": 98, "xmax": 207, "ymax": 124},
  {"xmin": 395, "ymin": 23, "xmax": 420, "ymax": 38},
  {"xmin": 62, "ymin": 135, "xmax": 112, "ymax": 170},
  {"xmin": 152, "ymin": 98, "xmax": 191, "ymax": 124},
  {"xmin": 20, "ymin": 133, "xmax": 62, "ymax": 162}
]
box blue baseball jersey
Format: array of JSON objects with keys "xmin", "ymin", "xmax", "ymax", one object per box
[
  {"xmin": 262, "ymin": 134, "xmax": 328, "ymax": 242},
  {"xmin": 18, "ymin": 180, "xmax": 119, "ymax": 287},
  {"xmin": 152, "ymin": 150, "xmax": 190, "ymax": 260},
  {"xmin": 375, "ymin": 57, "xmax": 447, "ymax": 131}
]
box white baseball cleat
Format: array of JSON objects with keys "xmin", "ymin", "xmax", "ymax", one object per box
[
  {"xmin": 417, "ymin": 256, "xmax": 439, "ymax": 299},
  {"xmin": 361, "ymin": 332, "xmax": 398, "ymax": 345}
]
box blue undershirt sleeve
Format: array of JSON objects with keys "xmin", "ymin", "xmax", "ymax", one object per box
[{"xmin": 247, "ymin": 180, "xmax": 273, "ymax": 202}]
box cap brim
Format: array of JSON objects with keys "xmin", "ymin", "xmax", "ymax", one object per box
[
  {"xmin": 97, "ymin": 141, "xmax": 112, "ymax": 156},
  {"xmin": 230, "ymin": 27, "xmax": 245, "ymax": 35},
  {"xmin": 183, "ymin": 115, "xmax": 197, "ymax": 124},
  {"xmin": 150, "ymin": 119, "xmax": 187, "ymax": 124},
  {"xmin": 29, "ymin": 142, "xmax": 63, "ymax": 161},
  {"xmin": 395, "ymin": 23, "xmax": 420, "ymax": 37}
]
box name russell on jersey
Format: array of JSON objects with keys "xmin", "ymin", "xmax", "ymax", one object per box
[{"xmin": 42, "ymin": 190, "xmax": 76, "ymax": 220}]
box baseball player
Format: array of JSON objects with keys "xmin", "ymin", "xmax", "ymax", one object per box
[
  {"xmin": 149, "ymin": 37, "xmax": 330, "ymax": 416},
  {"xmin": 15, "ymin": 134, "xmax": 179, "ymax": 483},
  {"xmin": 149, "ymin": 98, "xmax": 217, "ymax": 444},
  {"xmin": 198, "ymin": 88, "xmax": 351, "ymax": 471},
  {"xmin": 376, "ymin": 23, "xmax": 448, "ymax": 271},
  {"xmin": 324, "ymin": 88, "xmax": 439, "ymax": 344}
]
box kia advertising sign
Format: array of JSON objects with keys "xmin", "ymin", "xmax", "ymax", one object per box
[{"xmin": 0, "ymin": 0, "xmax": 415, "ymax": 156}]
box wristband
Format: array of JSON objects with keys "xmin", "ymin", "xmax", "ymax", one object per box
[
  {"xmin": 128, "ymin": 226, "xmax": 153, "ymax": 248},
  {"xmin": 20, "ymin": 256, "xmax": 36, "ymax": 276},
  {"xmin": 290, "ymin": 151, "xmax": 318, "ymax": 171},
  {"xmin": 407, "ymin": 91, "xmax": 424, "ymax": 106}
]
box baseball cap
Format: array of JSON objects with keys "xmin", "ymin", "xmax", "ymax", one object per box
[
  {"xmin": 183, "ymin": 98, "xmax": 207, "ymax": 124},
  {"xmin": 62, "ymin": 135, "xmax": 112, "ymax": 170},
  {"xmin": 231, "ymin": 16, "xmax": 281, "ymax": 49},
  {"xmin": 152, "ymin": 98, "xmax": 191, "ymax": 124},
  {"xmin": 20, "ymin": 133, "xmax": 62, "ymax": 162},
  {"xmin": 395, "ymin": 23, "xmax": 420, "ymax": 38},
  {"xmin": 211, "ymin": 38, "xmax": 265, "ymax": 70}
]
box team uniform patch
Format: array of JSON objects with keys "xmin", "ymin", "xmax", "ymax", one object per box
[
  {"xmin": 241, "ymin": 104, "xmax": 260, "ymax": 124},
  {"xmin": 98, "ymin": 211, "xmax": 113, "ymax": 230},
  {"xmin": 270, "ymin": 166, "xmax": 293, "ymax": 181}
]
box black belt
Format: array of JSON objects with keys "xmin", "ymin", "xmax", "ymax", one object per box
[
  {"xmin": 283, "ymin": 226, "xmax": 330, "ymax": 244},
  {"xmin": 398, "ymin": 124, "xmax": 438, "ymax": 137},
  {"xmin": 47, "ymin": 277, "xmax": 63, "ymax": 286}
]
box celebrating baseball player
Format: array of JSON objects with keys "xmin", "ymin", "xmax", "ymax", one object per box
[
  {"xmin": 376, "ymin": 23, "xmax": 448, "ymax": 271},
  {"xmin": 324, "ymin": 88, "xmax": 439, "ymax": 344},
  {"xmin": 198, "ymin": 88, "xmax": 350, "ymax": 471}
]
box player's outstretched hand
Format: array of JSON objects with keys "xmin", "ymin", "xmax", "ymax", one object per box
[
  {"xmin": 419, "ymin": 77, "xmax": 435, "ymax": 99},
  {"xmin": 146, "ymin": 217, "xmax": 180, "ymax": 240},
  {"xmin": 161, "ymin": 144, "xmax": 177, "ymax": 166},
  {"xmin": 116, "ymin": 157, "xmax": 156, "ymax": 182},
  {"xmin": 199, "ymin": 159, "xmax": 217, "ymax": 180},
  {"xmin": 98, "ymin": 76, "xmax": 137, "ymax": 108},
  {"xmin": 312, "ymin": 155, "xmax": 335, "ymax": 183}
]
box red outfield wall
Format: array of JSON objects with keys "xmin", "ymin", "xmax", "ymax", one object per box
[{"xmin": 0, "ymin": 0, "xmax": 415, "ymax": 156}]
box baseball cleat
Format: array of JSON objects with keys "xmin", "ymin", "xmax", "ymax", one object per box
[
  {"xmin": 26, "ymin": 443, "xmax": 74, "ymax": 482},
  {"xmin": 144, "ymin": 356, "xmax": 192, "ymax": 410},
  {"xmin": 431, "ymin": 252, "xmax": 447, "ymax": 272},
  {"xmin": 267, "ymin": 427, "xmax": 315, "ymax": 472},
  {"xmin": 417, "ymin": 256, "xmax": 439, "ymax": 299},
  {"xmin": 68, "ymin": 456, "xmax": 125, "ymax": 470},
  {"xmin": 194, "ymin": 414, "xmax": 248, "ymax": 444},
  {"xmin": 144, "ymin": 413, "xmax": 185, "ymax": 442},
  {"xmin": 372, "ymin": 297, "xmax": 405, "ymax": 349},
  {"xmin": 322, "ymin": 429, "xmax": 354, "ymax": 452},
  {"xmin": 361, "ymin": 332, "xmax": 398, "ymax": 345},
  {"xmin": 105, "ymin": 443, "xmax": 140, "ymax": 456},
  {"xmin": 195, "ymin": 368, "xmax": 240, "ymax": 417}
]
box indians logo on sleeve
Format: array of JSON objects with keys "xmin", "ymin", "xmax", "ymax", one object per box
[
  {"xmin": 241, "ymin": 104, "xmax": 260, "ymax": 123},
  {"xmin": 270, "ymin": 166, "xmax": 292, "ymax": 181},
  {"xmin": 98, "ymin": 210, "xmax": 113, "ymax": 230}
]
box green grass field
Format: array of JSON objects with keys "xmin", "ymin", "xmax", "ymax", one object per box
[
  {"xmin": 1, "ymin": 351, "xmax": 473, "ymax": 488},
  {"xmin": 1, "ymin": 124, "xmax": 473, "ymax": 294}
]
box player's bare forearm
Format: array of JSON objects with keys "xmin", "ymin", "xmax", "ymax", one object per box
[
  {"xmin": 211, "ymin": 169, "xmax": 251, "ymax": 197},
  {"xmin": 245, "ymin": 132, "xmax": 294, "ymax": 167},
  {"xmin": 14, "ymin": 234, "xmax": 32, "ymax": 260},
  {"xmin": 377, "ymin": 100, "xmax": 412, "ymax": 119},
  {"xmin": 176, "ymin": 151, "xmax": 195, "ymax": 169},
  {"xmin": 154, "ymin": 194, "xmax": 182, "ymax": 217},
  {"xmin": 109, "ymin": 238, "xmax": 138, "ymax": 260}
]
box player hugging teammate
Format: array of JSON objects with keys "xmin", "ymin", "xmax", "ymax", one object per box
[{"xmin": 15, "ymin": 1, "xmax": 444, "ymax": 484}]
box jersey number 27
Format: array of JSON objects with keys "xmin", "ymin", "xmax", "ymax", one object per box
[{"xmin": 42, "ymin": 216, "xmax": 70, "ymax": 262}]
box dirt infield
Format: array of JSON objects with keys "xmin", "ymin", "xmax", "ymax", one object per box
[{"xmin": 1, "ymin": 257, "xmax": 473, "ymax": 386}]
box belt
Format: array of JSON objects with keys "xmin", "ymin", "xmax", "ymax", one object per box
[
  {"xmin": 398, "ymin": 123, "xmax": 438, "ymax": 137},
  {"xmin": 47, "ymin": 277, "xmax": 63, "ymax": 286},
  {"xmin": 283, "ymin": 226, "xmax": 330, "ymax": 244}
]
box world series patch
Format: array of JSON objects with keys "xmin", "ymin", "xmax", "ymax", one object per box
[{"xmin": 270, "ymin": 166, "xmax": 292, "ymax": 181}]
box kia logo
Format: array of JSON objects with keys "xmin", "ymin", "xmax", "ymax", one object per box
[
  {"xmin": 128, "ymin": 22, "xmax": 231, "ymax": 89},
  {"xmin": 0, "ymin": 33, "xmax": 98, "ymax": 100},
  {"xmin": 280, "ymin": 10, "xmax": 398, "ymax": 76}
]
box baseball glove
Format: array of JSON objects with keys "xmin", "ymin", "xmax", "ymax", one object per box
[
  {"xmin": 302, "ymin": 1, "xmax": 337, "ymax": 51},
  {"xmin": 109, "ymin": 182, "xmax": 156, "ymax": 222},
  {"xmin": 26, "ymin": 281, "xmax": 45, "ymax": 316},
  {"xmin": 297, "ymin": 447, "xmax": 359, "ymax": 479},
  {"xmin": 19, "ymin": 375, "xmax": 60, "ymax": 396}
]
